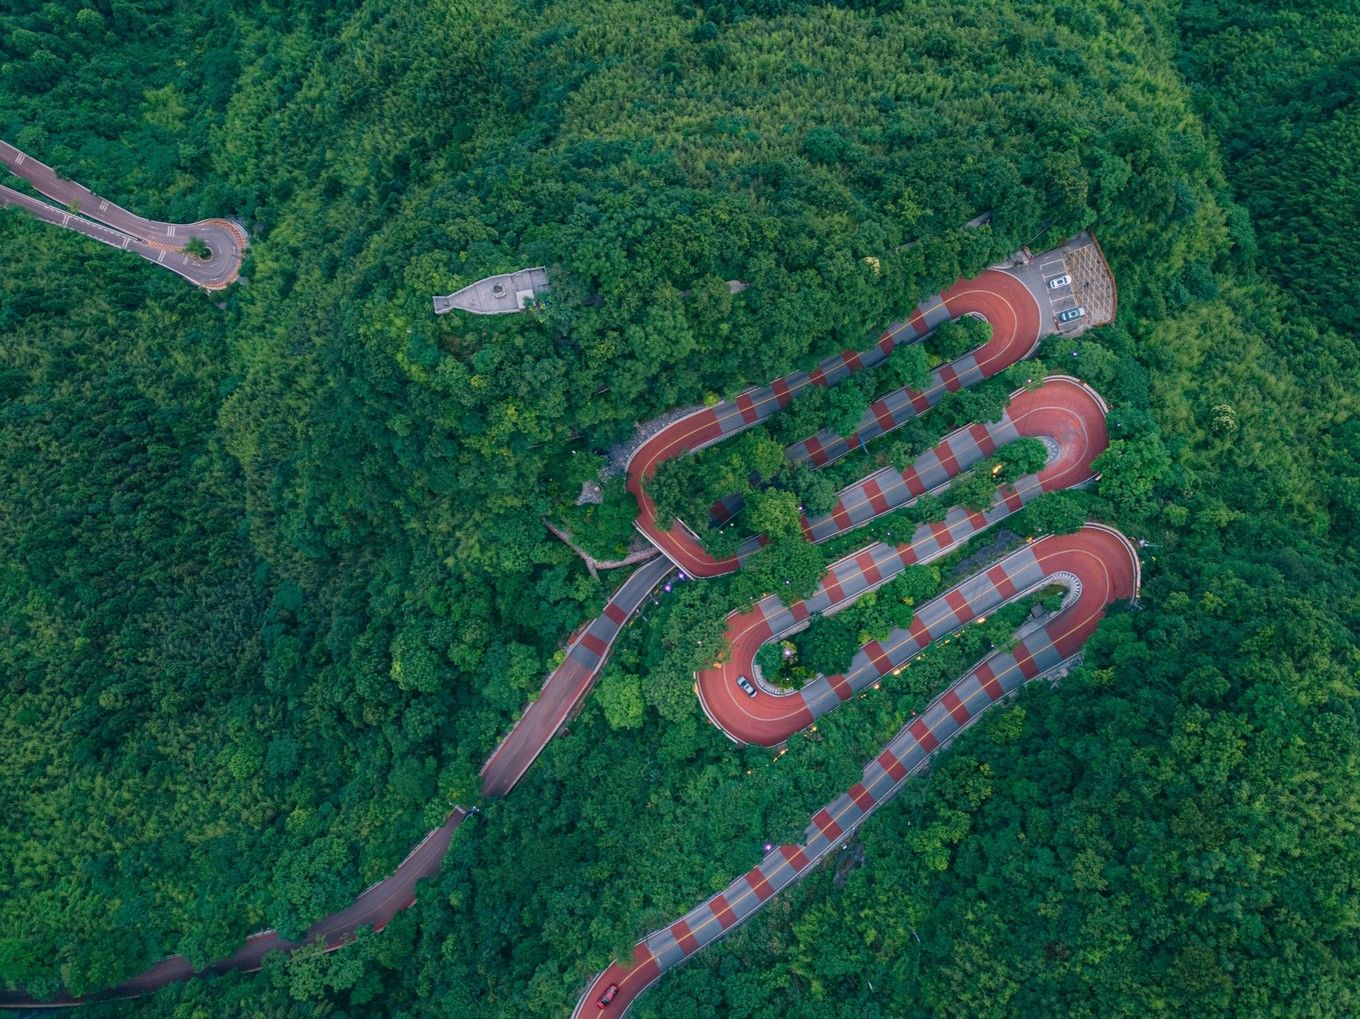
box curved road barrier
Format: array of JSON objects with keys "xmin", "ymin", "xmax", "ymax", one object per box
[
  {"xmin": 627, "ymin": 266, "xmax": 1047, "ymax": 578},
  {"xmin": 573, "ymin": 524, "xmax": 1141, "ymax": 1017},
  {"xmin": 697, "ymin": 375, "xmax": 1109, "ymax": 746},
  {"xmin": 0, "ymin": 140, "xmax": 246, "ymax": 290}
]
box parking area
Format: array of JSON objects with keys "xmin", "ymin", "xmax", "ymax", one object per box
[
  {"xmin": 1045, "ymin": 237, "xmax": 1118, "ymax": 335},
  {"xmin": 1040, "ymin": 255, "xmax": 1084, "ymax": 333},
  {"xmin": 1007, "ymin": 232, "xmax": 1118, "ymax": 339}
]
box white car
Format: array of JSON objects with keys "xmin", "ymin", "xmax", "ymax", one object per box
[
  {"xmin": 736, "ymin": 675, "xmax": 758, "ymax": 698},
  {"xmin": 1057, "ymin": 306, "xmax": 1087, "ymax": 324},
  {"xmin": 1047, "ymin": 274, "xmax": 1071, "ymax": 290}
]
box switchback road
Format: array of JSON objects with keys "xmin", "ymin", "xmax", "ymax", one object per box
[
  {"xmin": 627, "ymin": 267, "xmax": 1046, "ymax": 578},
  {"xmin": 697, "ymin": 375, "xmax": 1109, "ymax": 745},
  {"xmin": 484, "ymin": 260, "xmax": 1076, "ymax": 797},
  {"xmin": 573, "ymin": 525, "xmax": 1140, "ymax": 1017},
  {"xmin": 491, "ymin": 257, "xmax": 1085, "ymax": 800},
  {"xmin": 0, "ymin": 244, "xmax": 1117, "ymax": 1011},
  {"xmin": 0, "ymin": 140, "xmax": 245, "ymax": 290}
]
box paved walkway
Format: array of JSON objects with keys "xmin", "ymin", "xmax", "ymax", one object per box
[
  {"xmin": 572, "ymin": 525, "xmax": 1140, "ymax": 1017},
  {"xmin": 0, "ymin": 140, "xmax": 245, "ymax": 290}
]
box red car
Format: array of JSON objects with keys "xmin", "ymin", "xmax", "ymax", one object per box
[{"xmin": 597, "ymin": 983, "xmax": 619, "ymax": 1008}]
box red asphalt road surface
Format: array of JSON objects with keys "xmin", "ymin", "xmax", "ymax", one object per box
[
  {"xmin": 0, "ymin": 259, "xmax": 1076, "ymax": 1009},
  {"xmin": 0, "ymin": 811, "xmax": 468, "ymax": 1008},
  {"xmin": 574, "ymin": 525, "xmax": 1140, "ymax": 1018},
  {"xmin": 626, "ymin": 268, "xmax": 1043, "ymax": 577},
  {"xmin": 698, "ymin": 376, "xmax": 1109, "ymax": 745},
  {"xmin": 3, "ymin": 555, "xmax": 678, "ymax": 1005},
  {"xmin": 5, "ymin": 549, "xmax": 671, "ymax": 1005},
  {"xmin": 0, "ymin": 139, "xmax": 246, "ymax": 290}
]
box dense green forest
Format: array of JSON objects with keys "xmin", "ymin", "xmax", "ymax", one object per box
[{"xmin": 0, "ymin": 0, "xmax": 1356, "ymax": 1015}]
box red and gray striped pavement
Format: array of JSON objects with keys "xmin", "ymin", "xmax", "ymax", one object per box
[
  {"xmin": 0, "ymin": 249, "xmax": 1109, "ymax": 1010},
  {"xmin": 697, "ymin": 375, "xmax": 1111, "ymax": 745},
  {"xmin": 572, "ymin": 524, "xmax": 1140, "ymax": 1018},
  {"xmin": 0, "ymin": 140, "xmax": 245, "ymax": 290},
  {"xmin": 628, "ymin": 266, "xmax": 1047, "ymax": 578},
  {"xmin": 481, "ymin": 270, "xmax": 1055, "ymax": 795}
]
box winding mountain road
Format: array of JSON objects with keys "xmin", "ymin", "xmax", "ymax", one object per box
[
  {"xmin": 0, "ymin": 556, "xmax": 674, "ymax": 1007},
  {"xmin": 627, "ymin": 267, "xmax": 1045, "ymax": 578},
  {"xmin": 0, "ymin": 810, "xmax": 467, "ymax": 1009},
  {"xmin": 573, "ymin": 524, "xmax": 1140, "ymax": 1017},
  {"xmin": 698, "ymin": 375, "xmax": 1109, "ymax": 746},
  {"xmin": 482, "ymin": 263, "xmax": 1057, "ymax": 803},
  {"xmin": 481, "ymin": 555, "xmax": 676, "ymax": 797},
  {"xmin": 572, "ymin": 246, "xmax": 1121, "ymax": 1014},
  {"xmin": 0, "ymin": 244, "xmax": 1120, "ymax": 1011},
  {"xmin": 0, "ymin": 140, "xmax": 245, "ymax": 290}
]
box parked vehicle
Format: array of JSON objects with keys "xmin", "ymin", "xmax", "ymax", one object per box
[
  {"xmin": 736, "ymin": 675, "xmax": 758, "ymax": 697},
  {"xmin": 1057, "ymin": 306, "xmax": 1087, "ymax": 324},
  {"xmin": 1047, "ymin": 273, "xmax": 1071, "ymax": 289},
  {"xmin": 597, "ymin": 984, "xmax": 619, "ymax": 1008}
]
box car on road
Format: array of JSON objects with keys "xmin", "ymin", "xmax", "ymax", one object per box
[
  {"xmin": 1047, "ymin": 273, "xmax": 1071, "ymax": 289},
  {"xmin": 597, "ymin": 984, "xmax": 619, "ymax": 1008},
  {"xmin": 736, "ymin": 675, "xmax": 758, "ymax": 698},
  {"xmin": 1057, "ymin": 306, "xmax": 1087, "ymax": 324}
]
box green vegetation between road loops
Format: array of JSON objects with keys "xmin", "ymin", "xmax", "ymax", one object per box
[{"xmin": 0, "ymin": 0, "xmax": 1357, "ymax": 1015}]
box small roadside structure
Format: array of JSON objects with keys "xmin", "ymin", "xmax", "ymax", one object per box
[{"xmin": 433, "ymin": 266, "xmax": 550, "ymax": 314}]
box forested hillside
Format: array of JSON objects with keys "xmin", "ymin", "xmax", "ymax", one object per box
[
  {"xmin": 1179, "ymin": 0, "xmax": 1360, "ymax": 335},
  {"xmin": 1, "ymin": 0, "xmax": 1356, "ymax": 1016}
]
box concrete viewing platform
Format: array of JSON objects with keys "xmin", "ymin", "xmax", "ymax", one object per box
[{"xmin": 433, "ymin": 267, "xmax": 550, "ymax": 314}]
